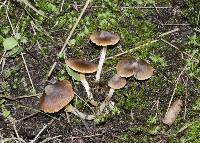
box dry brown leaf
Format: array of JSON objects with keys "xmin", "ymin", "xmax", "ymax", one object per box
[{"xmin": 162, "ymin": 99, "xmax": 183, "ymax": 126}]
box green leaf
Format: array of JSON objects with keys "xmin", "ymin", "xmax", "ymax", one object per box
[
  {"xmin": 66, "ymin": 65, "xmax": 81, "ymax": 81},
  {"xmin": 6, "ymin": 47, "xmax": 23, "ymax": 57},
  {"xmin": 2, "ymin": 110, "xmax": 10, "ymax": 118},
  {"xmin": 3, "ymin": 37, "xmax": 18, "ymax": 51}
]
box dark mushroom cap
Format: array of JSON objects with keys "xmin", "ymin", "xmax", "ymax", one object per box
[
  {"xmin": 90, "ymin": 31, "xmax": 120, "ymax": 46},
  {"xmin": 116, "ymin": 59, "xmax": 137, "ymax": 78},
  {"xmin": 133, "ymin": 60, "xmax": 154, "ymax": 80},
  {"xmin": 108, "ymin": 74, "xmax": 126, "ymax": 89},
  {"xmin": 40, "ymin": 80, "xmax": 74, "ymax": 113},
  {"xmin": 66, "ymin": 58, "xmax": 98, "ymax": 73}
]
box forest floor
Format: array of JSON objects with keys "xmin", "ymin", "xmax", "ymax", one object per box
[{"xmin": 0, "ymin": 0, "xmax": 200, "ymax": 143}]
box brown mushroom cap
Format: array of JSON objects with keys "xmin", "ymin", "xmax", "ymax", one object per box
[
  {"xmin": 108, "ymin": 74, "xmax": 126, "ymax": 89},
  {"xmin": 116, "ymin": 59, "xmax": 137, "ymax": 78},
  {"xmin": 40, "ymin": 80, "xmax": 74, "ymax": 113},
  {"xmin": 133, "ymin": 60, "xmax": 154, "ymax": 80},
  {"xmin": 90, "ymin": 31, "xmax": 120, "ymax": 46},
  {"xmin": 66, "ymin": 58, "xmax": 98, "ymax": 73}
]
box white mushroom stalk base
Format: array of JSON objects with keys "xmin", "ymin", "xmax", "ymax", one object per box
[
  {"xmin": 95, "ymin": 46, "xmax": 107, "ymax": 83},
  {"xmin": 80, "ymin": 74, "xmax": 98, "ymax": 106},
  {"xmin": 98, "ymin": 88, "xmax": 115, "ymax": 114},
  {"xmin": 65, "ymin": 105, "xmax": 95, "ymax": 120}
]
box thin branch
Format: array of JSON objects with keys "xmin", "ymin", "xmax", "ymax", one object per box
[
  {"xmin": 48, "ymin": 0, "xmax": 92, "ymax": 77},
  {"xmin": 91, "ymin": 28, "xmax": 179, "ymax": 62},
  {"xmin": 67, "ymin": 133, "xmax": 104, "ymax": 139},
  {"xmin": 162, "ymin": 23, "xmax": 191, "ymax": 26},
  {"xmin": 166, "ymin": 52, "xmax": 196, "ymax": 114},
  {"xmin": 30, "ymin": 119, "xmax": 54, "ymax": 143},
  {"xmin": 60, "ymin": 0, "xmax": 65, "ymax": 12},
  {"xmin": 0, "ymin": 93, "xmax": 41, "ymax": 100},
  {"xmin": 183, "ymin": 77, "xmax": 189, "ymax": 120},
  {"xmin": 41, "ymin": 135, "xmax": 62, "ymax": 143},
  {"xmin": 21, "ymin": 53, "xmax": 35, "ymax": 92},
  {"xmin": 160, "ymin": 39, "xmax": 199, "ymax": 62}
]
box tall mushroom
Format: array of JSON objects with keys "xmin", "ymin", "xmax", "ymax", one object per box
[
  {"xmin": 99, "ymin": 74, "xmax": 126, "ymax": 114},
  {"xmin": 40, "ymin": 80, "xmax": 94, "ymax": 120},
  {"xmin": 65, "ymin": 58, "xmax": 98, "ymax": 106},
  {"xmin": 90, "ymin": 31, "xmax": 120, "ymax": 82}
]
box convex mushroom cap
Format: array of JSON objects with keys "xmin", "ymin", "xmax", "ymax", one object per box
[
  {"xmin": 65, "ymin": 58, "xmax": 98, "ymax": 73},
  {"xmin": 40, "ymin": 80, "xmax": 74, "ymax": 113},
  {"xmin": 108, "ymin": 74, "xmax": 126, "ymax": 89},
  {"xmin": 116, "ymin": 59, "xmax": 137, "ymax": 78},
  {"xmin": 133, "ymin": 60, "xmax": 155, "ymax": 80},
  {"xmin": 90, "ymin": 31, "xmax": 120, "ymax": 46}
]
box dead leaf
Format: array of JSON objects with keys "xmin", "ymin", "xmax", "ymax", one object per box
[{"xmin": 163, "ymin": 99, "xmax": 183, "ymax": 126}]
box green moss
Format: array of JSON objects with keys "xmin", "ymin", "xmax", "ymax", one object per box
[
  {"xmin": 182, "ymin": 0, "xmax": 200, "ymax": 27},
  {"xmin": 182, "ymin": 121, "xmax": 200, "ymax": 142},
  {"xmin": 116, "ymin": 85, "xmax": 147, "ymax": 111}
]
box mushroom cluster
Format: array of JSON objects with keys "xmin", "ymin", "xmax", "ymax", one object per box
[{"xmin": 39, "ymin": 31, "xmax": 155, "ymax": 120}]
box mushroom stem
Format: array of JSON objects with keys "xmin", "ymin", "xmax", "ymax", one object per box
[
  {"xmin": 80, "ymin": 74, "xmax": 98, "ymax": 106},
  {"xmin": 65, "ymin": 104, "xmax": 95, "ymax": 120},
  {"xmin": 95, "ymin": 46, "xmax": 107, "ymax": 82},
  {"xmin": 98, "ymin": 88, "xmax": 115, "ymax": 114}
]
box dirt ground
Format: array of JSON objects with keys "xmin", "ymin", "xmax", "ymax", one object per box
[{"xmin": 0, "ymin": 0, "xmax": 200, "ymax": 143}]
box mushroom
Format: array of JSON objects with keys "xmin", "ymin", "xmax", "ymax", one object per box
[
  {"xmin": 90, "ymin": 31, "xmax": 120, "ymax": 82},
  {"xmin": 40, "ymin": 80, "xmax": 94, "ymax": 120},
  {"xmin": 98, "ymin": 74, "xmax": 126, "ymax": 114},
  {"xmin": 116, "ymin": 59, "xmax": 137, "ymax": 78},
  {"xmin": 65, "ymin": 58, "xmax": 98, "ymax": 106},
  {"xmin": 116, "ymin": 59, "xmax": 154, "ymax": 80},
  {"xmin": 132, "ymin": 60, "xmax": 155, "ymax": 80}
]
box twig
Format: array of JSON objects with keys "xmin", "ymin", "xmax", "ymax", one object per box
[
  {"xmin": 7, "ymin": 116, "xmax": 26, "ymax": 143},
  {"xmin": 59, "ymin": 0, "xmax": 91, "ymax": 54},
  {"xmin": 91, "ymin": 28, "xmax": 179, "ymax": 62},
  {"xmin": 166, "ymin": 52, "xmax": 196, "ymax": 114},
  {"xmin": 21, "ymin": 53, "xmax": 35, "ymax": 92},
  {"xmin": 160, "ymin": 38, "xmax": 199, "ymax": 62},
  {"xmin": 76, "ymin": 5, "xmax": 172, "ymax": 9},
  {"xmin": 1, "ymin": 137, "xmax": 26, "ymax": 143},
  {"xmin": 0, "ymin": 51, "xmax": 6, "ymax": 66},
  {"xmin": 67, "ymin": 133, "xmax": 103, "ymax": 139},
  {"xmin": 47, "ymin": 62, "xmax": 57, "ymax": 78},
  {"xmin": 41, "ymin": 135, "xmax": 62, "ymax": 143},
  {"xmin": 6, "ymin": 2, "xmax": 15, "ymax": 35},
  {"xmin": 183, "ymin": 77, "xmax": 189, "ymax": 120},
  {"xmin": 162, "ymin": 23, "xmax": 191, "ymax": 26},
  {"xmin": 60, "ymin": 0, "xmax": 65, "ymax": 12},
  {"xmin": 30, "ymin": 119, "xmax": 55, "ymax": 143},
  {"xmin": 0, "ymin": 93, "xmax": 41, "ymax": 100},
  {"xmin": 6, "ymin": 3, "xmax": 36, "ymax": 93},
  {"xmin": 48, "ymin": 0, "xmax": 92, "ymax": 77},
  {"xmin": 31, "ymin": 22, "xmax": 41, "ymax": 50},
  {"xmin": 16, "ymin": 112, "xmax": 39, "ymax": 122}
]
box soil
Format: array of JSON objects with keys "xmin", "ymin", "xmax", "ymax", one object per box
[{"xmin": 0, "ymin": 1, "xmax": 200, "ymax": 143}]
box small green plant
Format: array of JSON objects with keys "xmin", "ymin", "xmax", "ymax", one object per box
[
  {"xmin": 0, "ymin": 99, "xmax": 10, "ymax": 119},
  {"xmin": 182, "ymin": 0, "xmax": 200, "ymax": 27},
  {"xmin": 193, "ymin": 97, "xmax": 200, "ymax": 111},
  {"xmin": 150, "ymin": 54, "xmax": 167, "ymax": 68},
  {"xmin": 2, "ymin": 33, "xmax": 27, "ymax": 57}
]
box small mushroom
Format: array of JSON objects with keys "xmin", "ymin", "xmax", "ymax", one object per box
[
  {"xmin": 116, "ymin": 59, "xmax": 137, "ymax": 78},
  {"xmin": 132, "ymin": 60, "xmax": 155, "ymax": 80},
  {"xmin": 90, "ymin": 31, "xmax": 120, "ymax": 82},
  {"xmin": 99, "ymin": 74, "xmax": 126, "ymax": 114},
  {"xmin": 40, "ymin": 80, "xmax": 94, "ymax": 120},
  {"xmin": 65, "ymin": 58, "xmax": 98, "ymax": 106}
]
